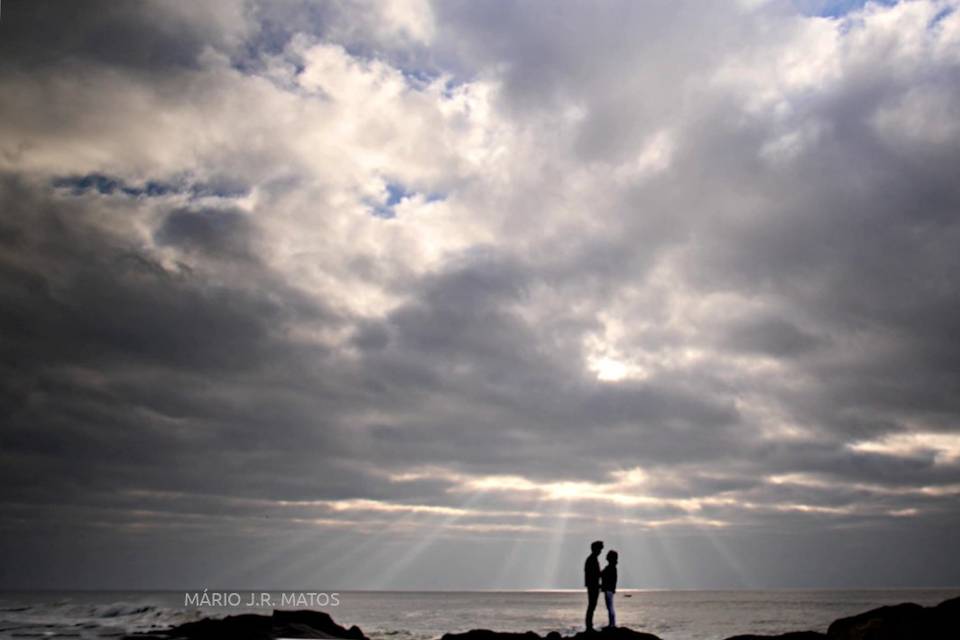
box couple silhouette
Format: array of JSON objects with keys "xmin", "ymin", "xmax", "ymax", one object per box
[{"xmin": 584, "ymin": 540, "xmax": 618, "ymax": 631}]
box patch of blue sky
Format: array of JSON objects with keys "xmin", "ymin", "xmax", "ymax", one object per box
[
  {"xmin": 370, "ymin": 204, "xmax": 396, "ymax": 219},
  {"xmin": 385, "ymin": 182, "xmax": 412, "ymax": 207},
  {"xmin": 929, "ymin": 5, "xmax": 954, "ymax": 29},
  {"xmin": 401, "ymin": 67, "xmax": 441, "ymax": 91},
  {"xmin": 441, "ymin": 76, "xmax": 472, "ymax": 99},
  {"xmin": 369, "ymin": 182, "xmax": 447, "ymax": 219},
  {"xmin": 191, "ymin": 181, "xmax": 250, "ymax": 199},
  {"xmin": 136, "ymin": 181, "xmax": 178, "ymax": 197},
  {"xmin": 793, "ymin": 0, "xmax": 897, "ymax": 18},
  {"xmin": 52, "ymin": 173, "xmax": 123, "ymax": 196},
  {"xmin": 370, "ymin": 182, "xmax": 410, "ymax": 218},
  {"xmin": 52, "ymin": 173, "xmax": 248, "ymax": 200}
]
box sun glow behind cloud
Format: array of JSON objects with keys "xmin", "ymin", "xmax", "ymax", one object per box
[{"xmin": 848, "ymin": 431, "xmax": 960, "ymax": 464}]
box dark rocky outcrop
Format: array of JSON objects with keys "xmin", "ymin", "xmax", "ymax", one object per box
[
  {"xmin": 125, "ymin": 595, "xmax": 960, "ymax": 640},
  {"xmin": 125, "ymin": 609, "xmax": 369, "ymax": 640},
  {"xmin": 724, "ymin": 596, "xmax": 960, "ymax": 640},
  {"xmin": 442, "ymin": 627, "xmax": 663, "ymax": 640},
  {"xmin": 442, "ymin": 630, "xmax": 546, "ymax": 640},
  {"xmin": 723, "ymin": 632, "xmax": 827, "ymax": 640},
  {"xmin": 826, "ymin": 596, "xmax": 960, "ymax": 640}
]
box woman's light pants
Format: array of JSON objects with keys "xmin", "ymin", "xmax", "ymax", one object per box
[{"xmin": 603, "ymin": 591, "xmax": 616, "ymax": 628}]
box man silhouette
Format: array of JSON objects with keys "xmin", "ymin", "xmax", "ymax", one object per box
[{"xmin": 584, "ymin": 540, "xmax": 604, "ymax": 631}]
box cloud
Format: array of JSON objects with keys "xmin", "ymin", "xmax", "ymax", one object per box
[
  {"xmin": 1, "ymin": 0, "xmax": 960, "ymax": 589},
  {"xmin": 0, "ymin": 0, "xmax": 251, "ymax": 73},
  {"xmin": 155, "ymin": 207, "xmax": 258, "ymax": 260}
]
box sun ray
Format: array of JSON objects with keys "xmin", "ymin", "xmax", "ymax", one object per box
[{"xmin": 366, "ymin": 490, "xmax": 490, "ymax": 589}]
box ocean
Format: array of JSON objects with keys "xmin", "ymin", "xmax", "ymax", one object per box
[{"xmin": 1, "ymin": 589, "xmax": 957, "ymax": 640}]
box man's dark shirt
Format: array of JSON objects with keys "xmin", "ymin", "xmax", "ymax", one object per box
[
  {"xmin": 600, "ymin": 564, "xmax": 617, "ymax": 593},
  {"xmin": 584, "ymin": 554, "xmax": 601, "ymax": 588}
]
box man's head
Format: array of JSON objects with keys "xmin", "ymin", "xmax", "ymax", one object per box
[{"xmin": 591, "ymin": 540, "xmax": 604, "ymax": 554}]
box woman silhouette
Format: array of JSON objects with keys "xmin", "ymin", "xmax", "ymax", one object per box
[{"xmin": 600, "ymin": 550, "xmax": 618, "ymax": 629}]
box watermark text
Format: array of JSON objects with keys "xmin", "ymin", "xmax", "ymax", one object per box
[{"xmin": 185, "ymin": 590, "xmax": 340, "ymax": 608}]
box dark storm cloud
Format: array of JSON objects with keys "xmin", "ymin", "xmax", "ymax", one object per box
[
  {"xmin": 0, "ymin": 174, "xmax": 366, "ymax": 519},
  {"xmin": 155, "ymin": 207, "xmax": 258, "ymax": 260},
  {"xmin": 680, "ymin": 95, "xmax": 960, "ymax": 434},
  {"xmin": 0, "ymin": 179, "xmax": 291, "ymax": 374},
  {"xmin": 0, "ymin": 0, "xmax": 248, "ymax": 73},
  {"xmin": 719, "ymin": 315, "xmax": 824, "ymax": 357}
]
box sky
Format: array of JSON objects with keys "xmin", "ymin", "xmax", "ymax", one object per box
[{"xmin": 1, "ymin": 0, "xmax": 960, "ymax": 591}]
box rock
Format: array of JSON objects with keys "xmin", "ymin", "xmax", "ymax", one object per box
[
  {"xmin": 132, "ymin": 612, "xmax": 273, "ymax": 640},
  {"xmin": 572, "ymin": 627, "xmax": 663, "ymax": 640},
  {"xmin": 272, "ymin": 610, "xmax": 368, "ymax": 640},
  {"xmin": 442, "ymin": 630, "xmax": 545, "ymax": 640},
  {"xmin": 442, "ymin": 627, "xmax": 663, "ymax": 640},
  {"xmin": 723, "ymin": 633, "xmax": 826, "ymax": 640},
  {"xmin": 124, "ymin": 609, "xmax": 370, "ymax": 640},
  {"xmin": 826, "ymin": 596, "xmax": 960, "ymax": 640}
]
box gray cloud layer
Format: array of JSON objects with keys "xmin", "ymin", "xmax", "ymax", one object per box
[{"xmin": 1, "ymin": 0, "xmax": 960, "ymax": 589}]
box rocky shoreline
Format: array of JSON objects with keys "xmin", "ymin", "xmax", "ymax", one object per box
[{"xmin": 126, "ymin": 595, "xmax": 959, "ymax": 640}]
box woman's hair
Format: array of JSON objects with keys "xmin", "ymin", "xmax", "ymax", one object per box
[{"xmin": 606, "ymin": 550, "xmax": 618, "ymax": 563}]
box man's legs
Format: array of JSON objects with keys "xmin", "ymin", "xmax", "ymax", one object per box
[
  {"xmin": 603, "ymin": 591, "xmax": 616, "ymax": 628},
  {"xmin": 585, "ymin": 587, "xmax": 599, "ymax": 630}
]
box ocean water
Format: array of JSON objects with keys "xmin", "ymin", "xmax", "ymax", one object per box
[{"xmin": 0, "ymin": 589, "xmax": 957, "ymax": 640}]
